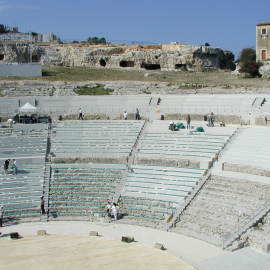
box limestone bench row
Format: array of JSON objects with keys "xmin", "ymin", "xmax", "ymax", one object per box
[
  {"xmin": 51, "ymin": 120, "xmax": 144, "ymax": 158},
  {"xmin": 136, "ymin": 121, "xmax": 236, "ymax": 169},
  {"xmin": 117, "ymin": 165, "xmax": 205, "ymax": 227},
  {"xmin": 0, "ymin": 158, "xmax": 45, "ymax": 220},
  {"xmin": 48, "ymin": 163, "xmax": 126, "ymax": 219}
]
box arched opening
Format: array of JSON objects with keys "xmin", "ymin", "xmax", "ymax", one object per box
[
  {"xmin": 99, "ymin": 59, "xmax": 106, "ymax": 67},
  {"xmin": 141, "ymin": 63, "xmax": 161, "ymax": 70},
  {"xmin": 175, "ymin": 64, "xmax": 187, "ymax": 71},
  {"xmin": 31, "ymin": 55, "xmax": 40, "ymax": 63},
  {"xmin": 119, "ymin": 60, "xmax": 135, "ymax": 68},
  {"xmin": 0, "ymin": 54, "xmax": 4, "ymax": 61}
]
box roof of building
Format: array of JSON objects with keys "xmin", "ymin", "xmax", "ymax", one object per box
[{"xmin": 257, "ymin": 22, "xmax": 270, "ymax": 26}]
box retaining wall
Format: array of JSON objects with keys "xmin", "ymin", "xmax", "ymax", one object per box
[{"xmin": 0, "ymin": 63, "xmax": 42, "ymax": 77}]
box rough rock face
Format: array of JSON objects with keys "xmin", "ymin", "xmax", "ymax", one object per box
[
  {"xmin": 0, "ymin": 42, "xmax": 230, "ymax": 71},
  {"xmin": 0, "ymin": 42, "xmax": 42, "ymax": 63},
  {"xmin": 259, "ymin": 64, "xmax": 270, "ymax": 79},
  {"xmin": 40, "ymin": 43, "xmax": 223, "ymax": 71}
]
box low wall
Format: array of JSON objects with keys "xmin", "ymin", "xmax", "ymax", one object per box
[
  {"xmin": 52, "ymin": 154, "xmax": 128, "ymax": 164},
  {"xmin": 135, "ymin": 156, "xmax": 212, "ymax": 169},
  {"xmin": 166, "ymin": 114, "xmax": 241, "ymax": 124},
  {"xmin": 223, "ymin": 162, "xmax": 270, "ymax": 177},
  {"xmin": 0, "ymin": 63, "xmax": 42, "ymax": 77}
]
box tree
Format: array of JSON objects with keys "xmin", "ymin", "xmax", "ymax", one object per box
[
  {"xmin": 219, "ymin": 50, "xmax": 236, "ymax": 70},
  {"xmin": 0, "ymin": 24, "xmax": 8, "ymax": 33},
  {"xmin": 86, "ymin": 36, "xmax": 107, "ymax": 44},
  {"xmin": 205, "ymin": 42, "xmax": 210, "ymax": 47},
  {"xmin": 239, "ymin": 48, "xmax": 261, "ymax": 77}
]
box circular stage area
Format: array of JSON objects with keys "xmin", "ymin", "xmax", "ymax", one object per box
[{"xmin": 0, "ymin": 235, "xmax": 195, "ymax": 270}]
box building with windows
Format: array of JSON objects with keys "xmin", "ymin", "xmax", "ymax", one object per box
[{"xmin": 256, "ymin": 22, "xmax": 270, "ymax": 62}]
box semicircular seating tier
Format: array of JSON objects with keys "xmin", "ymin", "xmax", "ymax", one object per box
[
  {"xmin": 51, "ymin": 120, "xmax": 144, "ymax": 161},
  {"xmin": 0, "ymin": 158, "xmax": 45, "ymax": 222},
  {"xmin": 48, "ymin": 163, "xmax": 126, "ymax": 220},
  {"xmin": 215, "ymin": 127, "xmax": 270, "ymax": 177},
  {"xmin": 0, "ymin": 124, "xmax": 48, "ymax": 159},
  {"xmin": 118, "ymin": 164, "xmax": 205, "ymax": 228},
  {"xmin": 135, "ymin": 120, "xmax": 237, "ymax": 169}
]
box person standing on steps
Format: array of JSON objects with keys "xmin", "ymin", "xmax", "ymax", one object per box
[
  {"xmin": 135, "ymin": 108, "xmax": 141, "ymax": 120},
  {"xmin": 4, "ymin": 159, "xmax": 10, "ymax": 174},
  {"xmin": 111, "ymin": 203, "xmax": 119, "ymax": 221},
  {"xmin": 186, "ymin": 114, "xmax": 191, "ymax": 129},
  {"xmin": 11, "ymin": 159, "xmax": 17, "ymax": 175},
  {"xmin": 210, "ymin": 112, "xmax": 215, "ymax": 127},
  {"xmin": 106, "ymin": 201, "xmax": 112, "ymax": 218},
  {"xmin": 41, "ymin": 196, "xmax": 46, "ymax": 215},
  {"xmin": 78, "ymin": 108, "xmax": 84, "ymax": 120},
  {"xmin": 123, "ymin": 111, "xmax": 128, "ymax": 120},
  {"xmin": 0, "ymin": 205, "xmax": 4, "ymax": 227}
]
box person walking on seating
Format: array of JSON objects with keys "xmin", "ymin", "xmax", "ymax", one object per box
[
  {"xmin": 0, "ymin": 205, "xmax": 4, "ymax": 227},
  {"xmin": 78, "ymin": 108, "xmax": 84, "ymax": 120},
  {"xmin": 186, "ymin": 114, "xmax": 191, "ymax": 129},
  {"xmin": 210, "ymin": 112, "xmax": 215, "ymax": 127},
  {"xmin": 135, "ymin": 108, "xmax": 140, "ymax": 120},
  {"xmin": 11, "ymin": 159, "xmax": 17, "ymax": 175},
  {"xmin": 4, "ymin": 159, "xmax": 10, "ymax": 174},
  {"xmin": 41, "ymin": 196, "xmax": 46, "ymax": 215}
]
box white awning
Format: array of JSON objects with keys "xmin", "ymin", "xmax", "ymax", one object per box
[{"xmin": 19, "ymin": 102, "xmax": 37, "ymax": 113}]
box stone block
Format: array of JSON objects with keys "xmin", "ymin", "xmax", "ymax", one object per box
[
  {"xmin": 37, "ymin": 230, "xmax": 47, "ymax": 236},
  {"xmin": 89, "ymin": 231, "xmax": 99, "ymax": 236},
  {"xmin": 121, "ymin": 236, "xmax": 134, "ymax": 243},
  {"xmin": 10, "ymin": 232, "xmax": 20, "ymax": 239},
  {"xmin": 263, "ymin": 242, "xmax": 270, "ymax": 253},
  {"xmin": 154, "ymin": 243, "xmax": 166, "ymax": 250}
]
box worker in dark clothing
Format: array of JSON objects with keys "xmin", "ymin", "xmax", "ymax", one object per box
[{"xmin": 41, "ymin": 196, "xmax": 46, "ymax": 215}]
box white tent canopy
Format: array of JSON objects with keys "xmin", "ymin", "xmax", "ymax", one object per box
[{"xmin": 19, "ymin": 102, "xmax": 37, "ymax": 113}]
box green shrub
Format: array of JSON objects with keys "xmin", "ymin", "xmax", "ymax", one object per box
[{"xmin": 239, "ymin": 48, "xmax": 262, "ymax": 77}]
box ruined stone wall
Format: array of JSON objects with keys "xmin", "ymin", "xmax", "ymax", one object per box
[
  {"xmin": 0, "ymin": 42, "xmax": 226, "ymax": 71},
  {"xmin": 0, "ymin": 42, "xmax": 42, "ymax": 63}
]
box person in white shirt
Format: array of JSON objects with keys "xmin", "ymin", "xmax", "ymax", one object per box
[
  {"xmin": 7, "ymin": 118, "xmax": 13, "ymax": 128},
  {"xmin": 123, "ymin": 111, "xmax": 128, "ymax": 120},
  {"xmin": 111, "ymin": 203, "xmax": 119, "ymax": 221}
]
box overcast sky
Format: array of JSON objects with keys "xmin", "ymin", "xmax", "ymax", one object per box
[{"xmin": 1, "ymin": 0, "xmax": 269, "ymax": 58}]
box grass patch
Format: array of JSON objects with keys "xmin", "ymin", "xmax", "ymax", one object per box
[
  {"xmin": 0, "ymin": 66, "xmax": 269, "ymax": 89},
  {"xmin": 75, "ymin": 84, "xmax": 114, "ymax": 95}
]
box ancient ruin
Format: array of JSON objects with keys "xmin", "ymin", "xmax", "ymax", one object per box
[{"xmin": 0, "ymin": 41, "xmax": 234, "ymax": 72}]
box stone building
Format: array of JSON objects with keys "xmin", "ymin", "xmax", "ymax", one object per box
[{"xmin": 256, "ymin": 22, "xmax": 270, "ymax": 62}]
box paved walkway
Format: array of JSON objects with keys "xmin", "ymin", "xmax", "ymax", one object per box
[
  {"xmin": 197, "ymin": 248, "xmax": 270, "ymax": 270},
  {"xmin": 0, "ymin": 221, "xmax": 225, "ymax": 267},
  {"xmin": 2, "ymin": 222, "xmax": 269, "ymax": 269}
]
